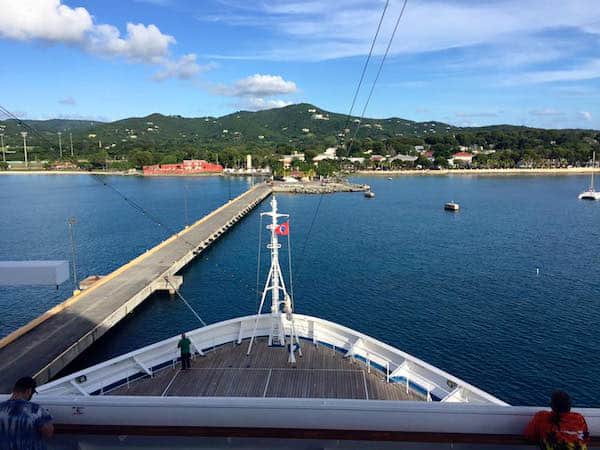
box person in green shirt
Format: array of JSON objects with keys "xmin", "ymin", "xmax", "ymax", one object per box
[{"xmin": 177, "ymin": 333, "xmax": 192, "ymax": 370}]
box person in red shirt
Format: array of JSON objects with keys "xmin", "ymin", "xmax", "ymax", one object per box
[{"xmin": 524, "ymin": 390, "xmax": 589, "ymax": 450}]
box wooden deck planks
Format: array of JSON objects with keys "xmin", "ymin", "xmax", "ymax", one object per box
[
  {"xmin": 109, "ymin": 367, "xmax": 178, "ymax": 396},
  {"xmin": 109, "ymin": 339, "xmax": 425, "ymax": 401}
]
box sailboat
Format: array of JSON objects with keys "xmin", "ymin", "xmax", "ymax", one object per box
[{"xmin": 578, "ymin": 151, "xmax": 600, "ymax": 200}]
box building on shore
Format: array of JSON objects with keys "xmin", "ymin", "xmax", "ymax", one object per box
[
  {"xmin": 143, "ymin": 159, "xmax": 223, "ymax": 175},
  {"xmin": 280, "ymin": 152, "xmax": 305, "ymax": 169},
  {"xmin": 312, "ymin": 147, "xmax": 337, "ymax": 163},
  {"xmin": 450, "ymin": 152, "xmax": 474, "ymax": 166},
  {"xmin": 389, "ymin": 154, "xmax": 418, "ymax": 166}
]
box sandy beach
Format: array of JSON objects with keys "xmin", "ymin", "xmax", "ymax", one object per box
[{"xmin": 356, "ymin": 167, "xmax": 600, "ymax": 176}]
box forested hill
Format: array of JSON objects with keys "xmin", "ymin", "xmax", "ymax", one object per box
[
  {"xmin": 0, "ymin": 103, "xmax": 458, "ymax": 146},
  {"xmin": 0, "ymin": 103, "xmax": 598, "ymax": 168}
]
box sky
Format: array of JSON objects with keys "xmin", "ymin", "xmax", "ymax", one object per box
[{"xmin": 0, "ymin": 0, "xmax": 599, "ymax": 129}]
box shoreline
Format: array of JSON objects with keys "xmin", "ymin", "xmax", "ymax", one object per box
[
  {"xmin": 273, "ymin": 181, "xmax": 369, "ymax": 194},
  {"xmin": 0, "ymin": 170, "xmax": 223, "ymax": 177},
  {"xmin": 355, "ymin": 168, "xmax": 600, "ymax": 177},
  {"xmin": 1, "ymin": 167, "xmax": 598, "ymax": 178}
]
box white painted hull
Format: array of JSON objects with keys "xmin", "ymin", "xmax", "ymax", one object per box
[
  {"xmin": 579, "ymin": 190, "xmax": 600, "ymax": 200},
  {"xmin": 37, "ymin": 313, "xmax": 505, "ymax": 405}
]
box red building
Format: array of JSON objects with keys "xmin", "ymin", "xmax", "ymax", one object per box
[{"xmin": 143, "ymin": 159, "xmax": 223, "ymax": 175}]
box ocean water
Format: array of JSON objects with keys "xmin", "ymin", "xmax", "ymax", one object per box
[{"xmin": 1, "ymin": 174, "xmax": 599, "ymax": 407}]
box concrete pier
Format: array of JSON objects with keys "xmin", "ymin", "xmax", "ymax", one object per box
[{"xmin": 0, "ymin": 183, "xmax": 272, "ymax": 392}]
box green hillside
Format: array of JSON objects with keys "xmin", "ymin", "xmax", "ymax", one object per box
[{"xmin": 0, "ymin": 103, "xmax": 598, "ymax": 170}]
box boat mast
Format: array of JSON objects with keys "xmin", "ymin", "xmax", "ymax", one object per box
[
  {"xmin": 592, "ymin": 151, "xmax": 596, "ymax": 191},
  {"xmin": 247, "ymin": 196, "xmax": 301, "ymax": 363}
]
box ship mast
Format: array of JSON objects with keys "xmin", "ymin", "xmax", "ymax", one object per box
[{"xmin": 247, "ymin": 196, "xmax": 301, "ymax": 363}]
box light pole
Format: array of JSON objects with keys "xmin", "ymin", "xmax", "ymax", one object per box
[
  {"xmin": 67, "ymin": 217, "xmax": 78, "ymax": 290},
  {"xmin": 20, "ymin": 131, "xmax": 28, "ymax": 168},
  {"xmin": 58, "ymin": 132, "xmax": 63, "ymax": 159},
  {"xmin": 0, "ymin": 133, "xmax": 5, "ymax": 162}
]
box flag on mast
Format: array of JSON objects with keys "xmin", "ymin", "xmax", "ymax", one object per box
[{"xmin": 275, "ymin": 221, "xmax": 289, "ymax": 236}]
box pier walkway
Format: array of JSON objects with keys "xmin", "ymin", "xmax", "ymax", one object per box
[{"xmin": 0, "ymin": 183, "xmax": 272, "ymax": 392}]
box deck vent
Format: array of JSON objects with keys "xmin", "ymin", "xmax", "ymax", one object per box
[{"xmin": 75, "ymin": 375, "xmax": 87, "ymax": 384}]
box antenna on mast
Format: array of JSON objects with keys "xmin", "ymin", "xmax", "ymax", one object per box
[{"xmin": 247, "ymin": 196, "xmax": 301, "ymax": 363}]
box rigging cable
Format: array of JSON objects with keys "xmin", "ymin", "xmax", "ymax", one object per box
[
  {"xmin": 346, "ymin": 0, "xmax": 409, "ymax": 157},
  {"xmin": 295, "ymin": 0, "xmax": 410, "ymax": 283},
  {"xmin": 286, "ymin": 229, "xmax": 295, "ymax": 309},
  {"xmin": 255, "ymin": 214, "xmax": 263, "ymax": 311},
  {"xmin": 293, "ymin": 193, "xmax": 326, "ymax": 282},
  {"xmin": 164, "ymin": 277, "xmax": 208, "ymax": 327},
  {"xmin": 0, "ymin": 103, "xmax": 198, "ymax": 250},
  {"xmin": 340, "ymin": 0, "xmax": 390, "ymax": 139}
]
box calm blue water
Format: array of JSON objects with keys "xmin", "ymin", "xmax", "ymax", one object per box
[{"xmin": 1, "ymin": 174, "xmax": 599, "ymax": 407}]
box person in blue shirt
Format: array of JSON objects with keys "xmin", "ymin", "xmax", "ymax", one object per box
[{"xmin": 0, "ymin": 377, "xmax": 54, "ymax": 450}]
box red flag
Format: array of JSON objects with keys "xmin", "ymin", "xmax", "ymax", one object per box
[{"xmin": 275, "ymin": 221, "xmax": 290, "ymax": 236}]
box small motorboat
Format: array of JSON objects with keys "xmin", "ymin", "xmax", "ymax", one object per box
[
  {"xmin": 387, "ymin": 177, "xmax": 392, "ymax": 180},
  {"xmin": 365, "ymin": 191, "xmax": 375, "ymax": 198},
  {"xmin": 444, "ymin": 201, "xmax": 459, "ymax": 211}
]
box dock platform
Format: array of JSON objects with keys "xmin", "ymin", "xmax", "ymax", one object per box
[{"xmin": 0, "ymin": 183, "xmax": 272, "ymax": 392}]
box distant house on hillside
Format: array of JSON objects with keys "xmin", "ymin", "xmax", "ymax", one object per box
[
  {"xmin": 451, "ymin": 152, "xmax": 473, "ymax": 165},
  {"xmin": 312, "ymin": 147, "xmax": 337, "ymax": 163},
  {"xmin": 280, "ymin": 151, "xmax": 305, "ymax": 169},
  {"xmin": 423, "ymin": 150, "xmax": 435, "ymax": 162},
  {"xmin": 389, "ymin": 154, "xmax": 417, "ymax": 166},
  {"xmin": 344, "ymin": 157, "xmax": 365, "ymax": 165}
]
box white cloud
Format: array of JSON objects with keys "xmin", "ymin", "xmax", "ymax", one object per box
[
  {"xmin": 204, "ymin": 0, "xmax": 600, "ymax": 62},
  {"xmin": 578, "ymin": 111, "xmax": 593, "ymax": 121},
  {"xmin": 153, "ymin": 55, "xmax": 216, "ymax": 81},
  {"xmin": 516, "ymin": 59, "xmax": 600, "ymax": 84},
  {"xmin": 529, "ymin": 108, "xmax": 564, "ymax": 117},
  {"xmin": 87, "ymin": 23, "xmax": 175, "ymax": 64},
  {"xmin": 213, "ymin": 74, "xmax": 298, "ymax": 111},
  {"xmin": 59, "ymin": 97, "xmax": 76, "ymax": 106},
  {"xmin": 237, "ymin": 98, "xmax": 292, "ymax": 111},
  {"xmin": 0, "ymin": 0, "xmax": 92, "ymax": 43},
  {"xmin": 0, "ymin": 0, "xmax": 208, "ymax": 81},
  {"xmin": 215, "ymin": 74, "xmax": 298, "ymax": 97}
]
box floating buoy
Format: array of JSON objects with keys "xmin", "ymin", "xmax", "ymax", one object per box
[{"xmin": 536, "ymin": 268, "xmax": 540, "ymax": 276}]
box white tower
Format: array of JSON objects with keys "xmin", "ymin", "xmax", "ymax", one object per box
[
  {"xmin": 247, "ymin": 196, "xmax": 301, "ymax": 363},
  {"xmin": 20, "ymin": 132, "xmax": 28, "ymax": 168}
]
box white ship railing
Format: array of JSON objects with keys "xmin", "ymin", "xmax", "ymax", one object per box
[
  {"xmin": 2, "ymin": 395, "xmax": 599, "ymax": 446},
  {"xmin": 38, "ymin": 313, "xmax": 507, "ymax": 405}
]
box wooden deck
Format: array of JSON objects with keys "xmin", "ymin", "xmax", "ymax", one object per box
[{"xmin": 110, "ymin": 339, "xmax": 425, "ymax": 401}]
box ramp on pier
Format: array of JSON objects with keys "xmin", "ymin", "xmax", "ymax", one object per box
[{"xmin": 0, "ymin": 183, "xmax": 271, "ymax": 392}]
